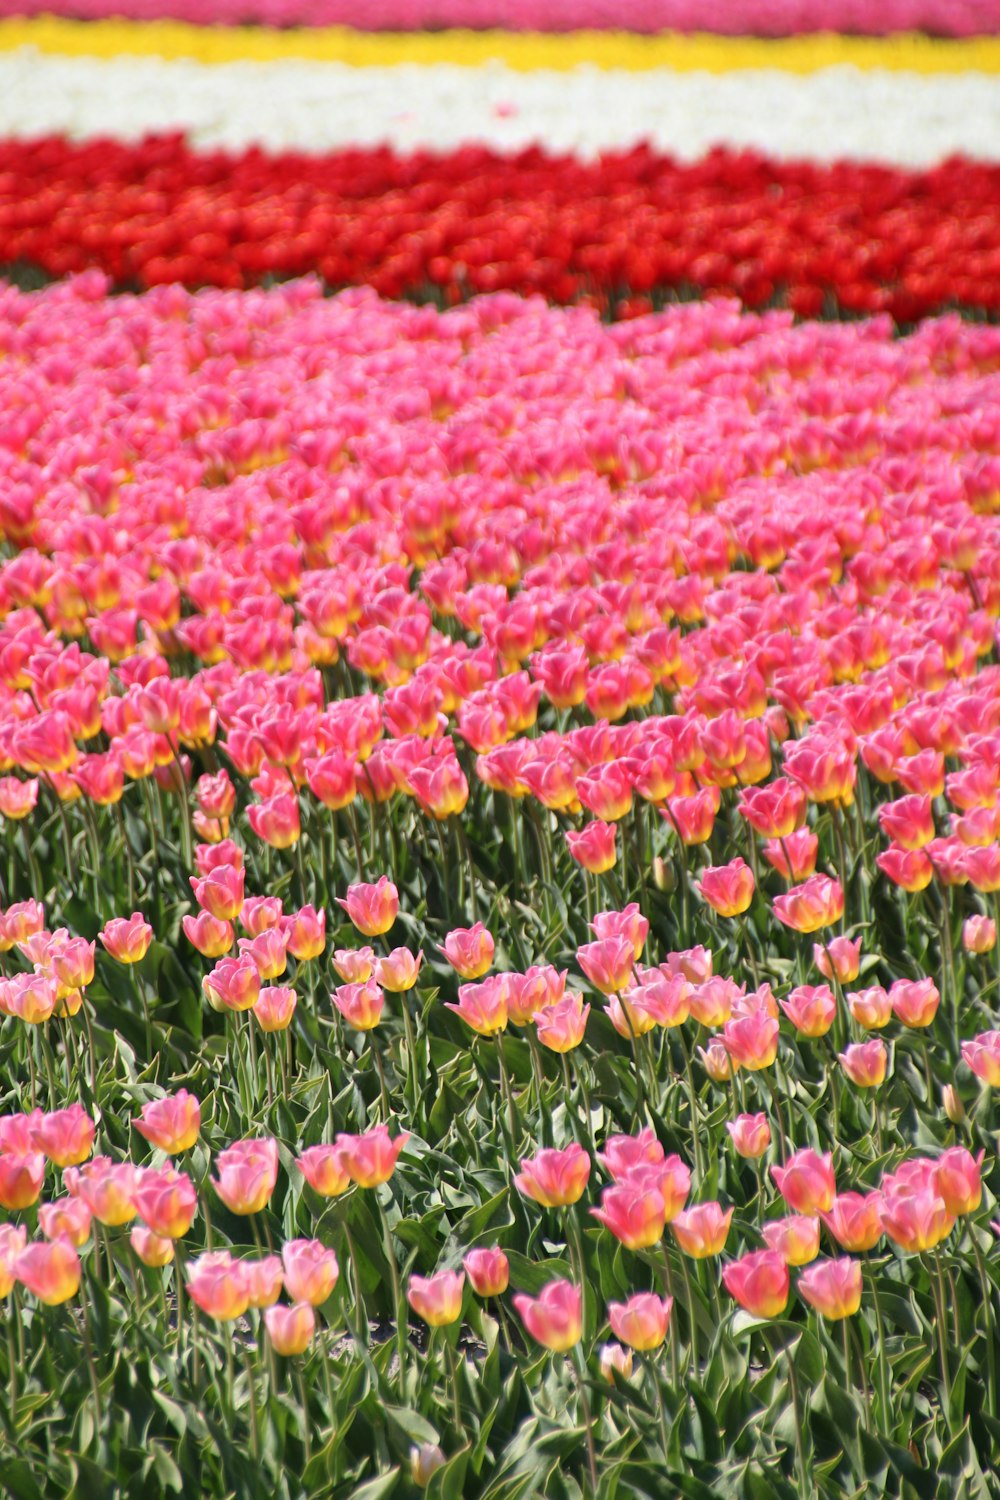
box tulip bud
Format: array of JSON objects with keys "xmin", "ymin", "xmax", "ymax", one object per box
[
  {"xmin": 410, "ymin": 1444, "xmax": 446, "ymax": 1489},
  {"xmin": 942, "ymin": 1084, "xmax": 966, "ymax": 1125}
]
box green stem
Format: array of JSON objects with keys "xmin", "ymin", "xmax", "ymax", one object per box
[
  {"xmin": 377, "ymin": 1196, "xmax": 407, "ymax": 1396},
  {"xmin": 572, "ymin": 1345, "xmax": 599, "ymax": 1497}
]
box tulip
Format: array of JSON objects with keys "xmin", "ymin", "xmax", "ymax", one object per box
[
  {"xmin": 134, "ymin": 1091, "xmax": 200, "ymax": 1154},
  {"xmin": 244, "ymin": 1256, "xmax": 284, "ymax": 1309},
  {"xmin": 697, "ymin": 858, "xmax": 755, "ymax": 918},
  {"xmin": 813, "ymin": 935, "xmax": 862, "ymax": 984},
  {"xmin": 797, "ymin": 1257, "xmax": 862, "ymax": 1321},
  {"xmin": 879, "ymin": 1188, "xmax": 954, "ymax": 1253},
  {"xmin": 821, "ymin": 1192, "xmax": 883, "ymax": 1253},
  {"xmin": 407, "ymin": 1269, "xmax": 464, "ymax": 1327},
  {"xmin": 375, "ymin": 947, "xmax": 422, "ymax": 992},
  {"xmin": 65, "ymin": 1158, "xmax": 138, "ymax": 1226},
  {"xmin": 762, "ymin": 829, "xmax": 819, "ymax": 882},
  {"xmin": 535, "ymin": 995, "xmax": 590, "ymax": 1053},
  {"xmin": 183, "ymin": 911, "xmax": 234, "ymax": 958},
  {"xmin": 463, "ymin": 1247, "xmax": 509, "ymax": 1298},
  {"xmin": 39, "ymin": 1197, "xmax": 92, "ymax": 1247},
  {"xmin": 721, "ymin": 1250, "xmax": 790, "ymax": 1318},
  {"xmin": 726, "ymin": 1113, "xmax": 771, "ymax": 1159},
  {"xmin": 130, "ymin": 1226, "xmax": 175, "ymax": 1267},
  {"xmin": 780, "ymin": 984, "xmax": 836, "ymax": 1039},
  {"xmin": 876, "ymin": 845, "xmax": 934, "ymax": 892},
  {"xmin": 0, "ymin": 1151, "xmax": 44, "ymax": 1211},
  {"xmin": 934, "ymin": 1147, "xmax": 984, "ymax": 1216},
  {"xmin": 0, "ymin": 1226, "xmax": 26, "ymax": 1297},
  {"xmin": 605, "ymin": 991, "xmax": 658, "ymax": 1039},
  {"xmin": 598, "ymin": 1128, "xmax": 664, "ymax": 1182},
  {"xmin": 212, "ymin": 1139, "xmax": 279, "ymax": 1216},
  {"xmin": 15, "ymin": 1239, "xmax": 81, "ymax": 1305},
  {"xmin": 889, "ymin": 977, "xmax": 940, "ymax": 1028},
  {"xmin": 281, "ymin": 1239, "xmax": 340, "ymax": 1306},
  {"xmin": 576, "ymin": 936, "xmax": 635, "ymax": 995},
  {"xmin": 591, "ymin": 1182, "xmax": 666, "ymax": 1250},
  {"xmin": 254, "ymin": 985, "xmax": 297, "ymax": 1032},
  {"xmin": 698, "ymin": 1038, "xmax": 736, "ymax": 1081},
  {"xmin": 963, "ymin": 915, "xmax": 997, "ymax": 954},
  {"xmin": 281, "ymin": 905, "xmax": 326, "ymax": 961},
  {"xmin": 846, "ymin": 985, "xmax": 893, "ymax": 1029},
  {"xmin": 185, "ymin": 1252, "xmax": 250, "ymax": 1321},
  {"xmin": 441, "ymin": 923, "xmax": 494, "ymax": 980},
  {"xmin": 445, "ymin": 975, "xmax": 508, "ymax": 1035},
  {"xmin": 99, "ymin": 912, "xmax": 153, "ymax": 964},
  {"xmin": 838, "ymin": 1039, "xmax": 888, "ymax": 1087},
  {"xmin": 242, "ymin": 896, "xmax": 284, "ymax": 936},
  {"xmin": 772, "ymin": 875, "xmax": 844, "ymax": 933},
  {"xmin": 332, "ymin": 947, "xmax": 376, "ymax": 983},
  {"xmin": 190, "ymin": 864, "xmax": 245, "ymax": 922},
  {"xmin": 628, "ymin": 976, "xmax": 689, "ymax": 1030},
  {"xmin": 607, "ymin": 1292, "xmax": 673, "ymax": 1351},
  {"xmin": 877, "ymin": 795, "xmax": 935, "ymax": 850},
  {"xmin": 566, "ymin": 821, "xmax": 617, "ymax": 874},
  {"xmin": 335, "ymin": 1126, "xmax": 409, "ymax": 1188},
  {"xmin": 661, "ymin": 787, "xmax": 720, "ymax": 845},
  {"xmin": 30, "ymin": 1104, "xmax": 95, "ymax": 1167},
  {"xmin": 722, "ymin": 1012, "xmax": 779, "ymax": 1071},
  {"xmin": 238, "ymin": 928, "xmax": 288, "ymax": 981},
  {"xmin": 265, "ymin": 1301, "xmax": 315, "ymax": 1356},
  {"xmin": 688, "ymin": 976, "xmax": 740, "ymax": 1027},
  {"xmin": 513, "ymin": 1279, "xmax": 582, "ymax": 1352},
  {"xmin": 942, "ymin": 1085, "xmax": 966, "ymax": 1125},
  {"xmin": 409, "ymin": 1443, "xmax": 447, "ymax": 1489},
  {"xmin": 132, "ymin": 1167, "xmax": 198, "ymax": 1240},
  {"xmin": 771, "ymin": 1149, "xmax": 836, "ymax": 1216},
  {"xmin": 761, "ymin": 1215, "xmax": 821, "ymax": 1266},
  {"xmin": 590, "ymin": 904, "xmax": 648, "ymax": 961},
  {"xmin": 599, "ymin": 1343, "xmax": 634, "ymax": 1381},
  {"xmin": 337, "ymin": 877, "xmax": 398, "ymax": 937},
  {"xmin": 295, "ymin": 1144, "xmax": 350, "ymax": 1199},
  {"xmin": 203, "ymin": 954, "xmax": 262, "ymax": 1014},
  {"xmin": 738, "ymin": 779, "xmax": 806, "ymax": 840},
  {"xmin": 248, "ymin": 795, "xmax": 300, "ymax": 849},
  {"xmin": 671, "ymin": 1202, "xmax": 733, "ymax": 1258},
  {"xmin": 516, "ymin": 1144, "xmax": 590, "ymax": 1208},
  {"xmin": 332, "ymin": 978, "xmax": 384, "ymax": 1031},
  {"xmin": 962, "ymin": 1030, "xmax": 1000, "ymax": 1086}
]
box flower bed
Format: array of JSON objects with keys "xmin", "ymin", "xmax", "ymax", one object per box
[
  {"xmin": 2, "ymin": 136, "xmax": 1000, "ymax": 317},
  {"xmin": 0, "ymin": 279, "xmax": 998, "ymax": 1495}
]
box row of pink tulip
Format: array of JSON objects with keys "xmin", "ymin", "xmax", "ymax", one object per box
[{"xmin": 0, "ymin": 0, "xmax": 991, "ymax": 31}]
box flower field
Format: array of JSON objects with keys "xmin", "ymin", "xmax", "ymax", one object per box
[{"xmin": 1, "ymin": 6, "xmax": 1000, "ymax": 1500}]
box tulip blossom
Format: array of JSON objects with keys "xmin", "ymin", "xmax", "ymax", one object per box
[
  {"xmin": 607, "ymin": 1292, "xmax": 673, "ymax": 1351},
  {"xmin": 516, "ymin": 1144, "xmax": 590, "ymax": 1208},
  {"xmin": 772, "ymin": 875, "xmax": 844, "ymax": 933},
  {"xmin": 963, "ymin": 915, "xmax": 997, "ymax": 954},
  {"xmin": 761, "ymin": 1215, "xmax": 821, "ymax": 1266},
  {"xmin": 697, "ymin": 858, "xmax": 755, "ymax": 918},
  {"xmin": 185, "ymin": 1252, "xmax": 250, "ymax": 1321},
  {"xmin": 590, "ymin": 905, "xmax": 648, "ymax": 960},
  {"xmin": 889, "ymin": 977, "xmax": 940, "ymax": 1028},
  {"xmin": 813, "ymin": 936, "xmax": 862, "ymax": 984},
  {"xmin": 39, "ymin": 1197, "xmax": 92, "ymax": 1247},
  {"xmin": 332, "ymin": 947, "xmax": 376, "ymax": 983},
  {"xmin": 375, "ymin": 947, "xmax": 422, "ymax": 992},
  {"xmin": 65, "ymin": 1159, "xmax": 138, "ymax": 1226},
  {"xmin": 281, "ymin": 905, "xmax": 326, "ymax": 961},
  {"xmin": 722, "ymin": 1012, "xmax": 779, "ymax": 1071},
  {"xmin": 254, "ymin": 985, "xmax": 297, "ymax": 1032},
  {"xmin": 598, "ymin": 1128, "xmax": 664, "ymax": 1182},
  {"xmin": 591, "ymin": 1182, "xmax": 666, "ymax": 1250},
  {"xmin": 846, "ymin": 985, "xmax": 893, "ymax": 1029},
  {"xmin": 797, "ymin": 1257, "xmax": 863, "ymax": 1321},
  {"xmin": 295, "ymin": 1144, "xmax": 351, "ymax": 1199},
  {"xmin": 821, "ymin": 1192, "xmax": 883, "ymax": 1253},
  {"xmin": 535, "ymin": 994, "xmax": 590, "ymax": 1052},
  {"xmin": 463, "ymin": 1247, "xmax": 509, "ymax": 1298},
  {"xmin": 15, "ymin": 1239, "xmax": 81, "ymax": 1305},
  {"xmin": 183, "ymin": 911, "xmax": 235, "ymax": 958},
  {"xmin": 445, "ymin": 975, "xmax": 507, "ymax": 1035},
  {"xmin": 265, "ymin": 1301, "xmax": 315, "ymax": 1356},
  {"xmin": 671, "ymin": 1202, "xmax": 733, "ymax": 1258},
  {"xmin": 576, "ymin": 936, "xmax": 635, "ymax": 995},
  {"xmin": 212, "ymin": 1139, "xmax": 279, "ymax": 1216},
  {"xmin": 244, "ymin": 1257, "xmax": 284, "ymax": 1309},
  {"xmin": 281, "ymin": 1240, "xmax": 340, "ymax": 1305},
  {"xmin": 771, "ymin": 1149, "xmax": 836, "ymax": 1216},
  {"xmin": 721, "ymin": 1250, "xmax": 790, "ymax": 1319},
  {"xmin": 337, "ymin": 877, "xmax": 398, "ymax": 937},
  {"xmin": 780, "ymin": 984, "xmax": 837, "ymax": 1039},
  {"xmin": 30, "ymin": 1105, "xmax": 95, "ymax": 1168},
  {"xmin": 726, "ymin": 1113, "xmax": 771, "ymax": 1159},
  {"xmin": 599, "ymin": 1343, "xmax": 634, "ymax": 1381},
  {"xmin": 0, "ymin": 1153, "xmax": 45, "ymax": 1211},
  {"xmin": 962, "ymin": 1030, "xmax": 1000, "ymax": 1086},
  {"xmin": 99, "ymin": 913, "xmax": 153, "ymax": 964},
  {"xmin": 407, "ymin": 1269, "xmax": 464, "ymax": 1327},
  {"xmin": 440, "ymin": 923, "xmax": 494, "ymax": 980},
  {"xmin": 879, "ymin": 1187, "xmax": 954, "ymax": 1254},
  {"xmin": 838, "ymin": 1039, "xmax": 888, "ymax": 1087},
  {"xmin": 934, "ymin": 1147, "xmax": 983, "ymax": 1216},
  {"xmin": 131, "ymin": 1167, "xmax": 198, "ymax": 1239},
  {"xmin": 566, "ymin": 820, "xmax": 618, "ymax": 874},
  {"xmin": 133, "ymin": 1091, "xmax": 200, "ymax": 1155},
  {"xmin": 333, "ymin": 978, "xmax": 385, "ymax": 1031},
  {"xmin": 335, "ymin": 1126, "xmax": 408, "ymax": 1188},
  {"xmin": 513, "ymin": 1279, "xmax": 582, "ymax": 1352},
  {"xmin": 762, "ymin": 829, "xmax": 819, "ymax": 882}
]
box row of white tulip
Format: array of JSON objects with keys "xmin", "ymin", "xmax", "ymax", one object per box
[{"xmin": 3, "ymin": 49, "xmax": 1000, "ymax": 162}]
